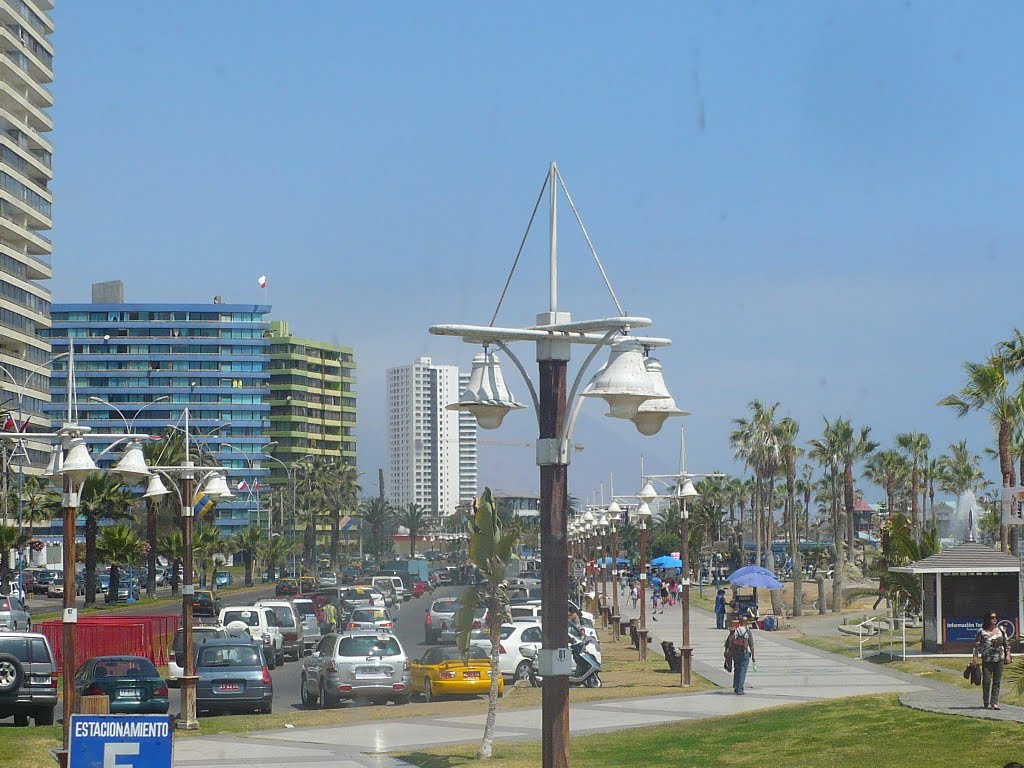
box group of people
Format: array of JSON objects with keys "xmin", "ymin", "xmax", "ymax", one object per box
[{"xmin": 619, "ymin": 572, "xmax": 683, "ymax": 615}]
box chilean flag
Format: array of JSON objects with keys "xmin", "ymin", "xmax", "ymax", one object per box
[
  {"xmin": 236, "ymin": 480, "xmax": 249, "ymax": 492},
  {"xmin": 2, "ymin": 415, "xmax": 14, "ymax": 431}
]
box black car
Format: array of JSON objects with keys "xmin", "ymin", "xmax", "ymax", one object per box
[
  {"xmin": 30, "ymin": 571, "xmax": 56, "ymax": 596},
  {"xmin": 191, "ymin": 590, "xmax": 221, "ymax": 617}
]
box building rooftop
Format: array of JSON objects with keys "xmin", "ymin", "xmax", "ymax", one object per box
[{"xmin": 891, "ymin": 541, "xmax": 1022, "ymax": 574}]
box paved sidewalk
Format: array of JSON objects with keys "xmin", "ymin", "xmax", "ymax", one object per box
[{"xmin": 173, "ymin": 596, "xmax": 944, "ymax": 767}]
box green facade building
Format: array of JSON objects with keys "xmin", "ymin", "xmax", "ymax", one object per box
[{"xmin": 268, "ymin": 320, "xmax": 356, "ymax": 482}]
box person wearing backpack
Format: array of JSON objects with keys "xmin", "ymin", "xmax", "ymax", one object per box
[{"xmin": 725, "ymin": 615, "xmax": 756, "ymax": 694}]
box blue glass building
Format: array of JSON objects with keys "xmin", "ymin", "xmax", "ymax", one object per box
[{"xmin": 44, "ymin": 288, "xmax": 271, "ymax": 533}]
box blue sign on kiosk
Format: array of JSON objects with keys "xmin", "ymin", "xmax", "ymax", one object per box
[{"xmin": 69, "ymin": 714, "xmax": 173, "ymax": 768}]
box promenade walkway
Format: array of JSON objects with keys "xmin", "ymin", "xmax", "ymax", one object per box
[{"xmin": 173, "ymin": 595, "xmax": 954, "ymax": 768}]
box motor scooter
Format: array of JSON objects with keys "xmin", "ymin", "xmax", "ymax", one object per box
[{"xmin": 522, "ymin": 637, "xmax": 602, "ymax": 688}]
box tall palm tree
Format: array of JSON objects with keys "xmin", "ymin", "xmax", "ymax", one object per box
[
  {"xmin": 925, "ymin": 457, "xmax": 939, "ymax": 529},
  {"xmin": 193, "ymin": 526, "xmax": 224, "ymax": 588},
  {"xmin": 97, "ymin": 523, "xmax": 143, "ymax": 602},
  {"xmin": 327, "ymin": 463, "xmax": 361, "ymax": 569},
  {"xmin": 865, "ymin": 449, "xmax": 910, "ymax": 526},
  {"xmin": 157, "ymin": 530, "xmax": 183, "ymax": 596},
  {"xmin": 808, "ymin": 417, "xmax": 846, "ymax": 612},
  {"xmin": 730, "ymin": 400, "xmax": 784, "ymax": 569},
  {"xmin": 261, "ymin": 534, "xmax": 294, "ymax": 583},
  {"xmin": 396, "ymin": 502, "xmax": 430, "ymax": 558},
  {"xmin": 232, "ymin": 525, "xmax": 265, "ymax": 586},
  {"xmin": 896, "ymin": 432, "xmax": 930, "ymax": 537},
  {"xmin": 940, "ymin": 354, "xmax": 1021, "ymax": 552},
  {"xmin": 937, "ymin": 441, "xmax": 984, "ymax": 498},
  {"xmin": 0, "ymin": 525, "xmax": 28, "ymax": 592},
  {"xmin": 779, "ymin": 417, "xmax": 803, "ymax": 616},
  {"xmin": 797, "ymin": 465, "xmax": 814, "ymax": 542},
  {"xmin": 829, "ymin": 418, "xmax": 878, "ymax": 565},
  {"xmin": 358, "ymin": 497, "xmax": 395, "ymax": 567}
]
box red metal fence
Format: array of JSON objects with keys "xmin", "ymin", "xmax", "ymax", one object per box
[{"xmin": 40, "ymin": 615, "xmax": 180, "ymax": 671}]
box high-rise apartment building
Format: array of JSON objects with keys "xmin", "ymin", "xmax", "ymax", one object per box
[
  {"xmin": 0, "ymin": 0, "xmax": 54, "ymax": 467},
  {"xmin": 387, "ymin": 357, "xmax": 477, "ymax": 517},
  {"xmin": 267, "ymin": 320, "xmax": 356, "ymax": 480},
  {"xmin": 45, "ymin": 284, "xmax": 271, "ymax": 533}
]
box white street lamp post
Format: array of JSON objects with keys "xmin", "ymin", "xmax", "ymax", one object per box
[{"xmin": 430, "ymin": 163, "xmax": 683, "ymax": 768}]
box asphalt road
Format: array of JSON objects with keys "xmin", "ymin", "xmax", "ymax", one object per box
[{"xmin": 167, "ymin": 585, "xmax": 465, "ymax": 718}]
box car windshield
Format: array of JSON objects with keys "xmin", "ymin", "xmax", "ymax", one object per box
[
  {"xmin": 352, "ymin": 609, "xmax": 387, "ymax": 622},
  {"xmin": 222, "ymin": 610, "xmax": 260, "ymax": 626},
  {"xmin": 197, "ymin": 644, "xmax": 261, "ymax": 667},
  {"xmin": 173, "ymin": 628, "xmax": 221, "ymax": 655},
  {"xmin": 337, "ymin": 636, "xmax": 400, "ymax": 657},
  {"xmin": 93, "ymin": 658, "xmax": 159, "ymax": 678},
  {"xmin": 432, "ymin": 600, "xmax": 457, "ymax": 613},
  {"xmin": 441, "ymin": 646, "xmax": 485, "ymax": 661}
]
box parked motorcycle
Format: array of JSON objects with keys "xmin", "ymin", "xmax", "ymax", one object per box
[{"xmin": 522, "ymin": 637, "xmax": 602, "ymax": 688}]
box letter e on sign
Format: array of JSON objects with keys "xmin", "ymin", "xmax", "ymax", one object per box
[{"xmin": 104, "ymin": 742, "xmax": 140, "ymax": 768}]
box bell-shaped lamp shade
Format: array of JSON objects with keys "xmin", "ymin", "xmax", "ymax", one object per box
[
  {"xmin": 42, "ymin": 444, "xmax": 62, "ymax": 481},
  {"xmin": 143, "ymin": 473, "xmax": 170, "ymax": 499},
  {"xmin": 639, "ymin": 481, "xmax": 658, "ymax": 504},
  {"xmin": 582, "ymin": 338, "xmax": 671, "ymax": 420},
  {"xmin": 630, "ymin": 358, "xmax": 690, "ymax": 436},
  {"xmin": 447, "ymin": 351, "xmax": 526, "ymax": 429},
  {"xmin": 583, "ymin": 509, "xmax": 596, "ymax": 524},
  {"xmin": 606, "ymin": 500, "xmax": 621, "ymax": 525},
  {"xmin": 61, "ymin": 438, "xmax": 97, "ymax": 484},
  {"xmin": 679, "ymin": 479, "xmax": 700, "ymax": 500},
  {"xmin": 203, "ymin": 473, "xmax": 233, "ymax": 500},
  {"xmin": 111, "ymin": 440, "xmax": 151, "ymax": 484},
  {"xmin": 634, "ymin": 500, "xmax": 653, "ymax": 525},
  {"xmin": 597, "ymin": 513, "xmax": 609, "ymax": 530}
]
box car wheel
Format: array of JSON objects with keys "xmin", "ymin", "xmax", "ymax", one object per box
[
  {"xmin": 320, "ymin": 683, "xmax": 334, "ymax": 709},
  {"xmin": 514, "ymin": 661, "xmax": 532, "ymax": 683},
  {"xmin": 259, "ymin": 703, "xmax": 272, "ymax": 714},
  {"xmin": 423, "ymin": 678, "xmax": 434, "ymax": 703},
  {"xmin": 393, "ymin": 694, "xmax": 410, "ymax": 705},
  {"xmin": 300, "ymin": 677, "xmax": 311, "ymax": 706},
  {"xmin": 276, "ymin": 651, "xmax": 285, "ymax": 666},
  {"xmin": 13, "ymin": 713, "xmax": 29, "ymax": 727},
  {"xmin": 0, "ymin": 653, "xmax": 24, "ymax": 694},
  {"xmin": 34, "ymin": 708, "xmax": 54, "ymax": 726}
]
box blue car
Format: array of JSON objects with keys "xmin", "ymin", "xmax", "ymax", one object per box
[
  {"xmin": 213, "ymin": 571, "xmax": 234, "ymax": 588},
  {"xmin": 194, "ymin": 638, "xmax": 273, "ymax": 715}
]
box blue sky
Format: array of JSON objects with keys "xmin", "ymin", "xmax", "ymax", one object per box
[{"xmin": 49, "ymin": 2, "xmax": 1024, "ymax": 504}]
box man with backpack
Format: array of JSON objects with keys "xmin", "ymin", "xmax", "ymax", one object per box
[{"xmin": 725, "ymin": 615, "xmax": 756, "ymax": 694}]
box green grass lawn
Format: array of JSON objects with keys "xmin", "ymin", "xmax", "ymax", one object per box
[{"xmin": 395, "ymin": 694, "xmax": 1023, "ymax": 768}]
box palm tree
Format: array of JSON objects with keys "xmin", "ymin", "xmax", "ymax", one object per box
[
  {"xmin": 97, "ymin": 523, "xmax": 143, "ymax": 602},
  {"xmin": 455, "ymin": 488, "xmax": 521, "ymax": 759},
  {"xmin": 193, "ymin": 526, "xmax": 224, "ymax": 588},
  {"xmin": 157, "ymin": 530, "xmax": 183, "ymax": 596},
  {"xmin": 779, "ymin": 417, "xmax": 802, "ymax": 616},
  {"xmin": 937, "ymin": 441, "xmax": 984, "ymax": 498},
  {"xmin": 0, "ymin": 525, "xmax": 28, "ymax": 592},
  {"xmin": 797, "ymin": 465, "xmax": 814, "ymax": 542},
  {"xmin": 940, "ymin": 355, "xmax": 1020, "ymax": 552},
  {"xmin": 730, "ymin": 400, "xmax": 784, "ymax": 569},
  {"xmin": 808, "ymin": 417, "xmax": 846, "ymax": 612},
  {"xmin": 358, "ymin": 497, "xmax": 395, "ymax": 568},
  {"xmin": 865, "ymin": 450, "xmax": 910, "ymax": 526},
  {"xmin": 925, "ymin": 457, "xmax": 939, "ymax": 529},
  {"xmin": 327, "ymin": 463, "xmax": 360, "ymax": 569},
  {"xmin": 262, "ymin": 534, "xmax": 294, "ymax": 583},
  {"xmin": 896, "ymin": 432, "xmax": 930, "ymax": 537},
  {"xmin": 396, "ymin": 502, "xmax": 430, "ymax": 559},
  {"xmin": 232, "ymin": 525, "xmax": 264, "ymax": 586}
]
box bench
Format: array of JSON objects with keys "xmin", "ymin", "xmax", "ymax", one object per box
[{"xmin": 661, "ymin": 640, "xmax": 682, "ymax": 673}]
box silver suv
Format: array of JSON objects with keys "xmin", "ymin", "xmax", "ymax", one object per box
[
  {"xmin": 0, "ymin": 632, "xmax": 57, "ymax": 726},
  {"xmin": 300, "ymin": 632, "xmax": 410, "ymax": 707},
  {"xmin": 0, "ymin": 594, "xmax": 30, "ymax": 632}
]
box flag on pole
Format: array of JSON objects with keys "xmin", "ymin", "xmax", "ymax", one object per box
[
  {"xmin": 1, "ymin": 415, "xmax": 15, "ymax": 431},
  {"xmin": 236, "ymin": 480, "xmax": 250, "ymax": 492},
  {"xmin": 193, "ymin": 490, "xmax": 216, "ymax": 517},
  {"xmin": 257, "ymin": 275, "xmax": 268, "ymax": 288},
  {"xmin": 340, "ymin": 515, "xmax": 353, "ymax": 531},
  {"xmin": 252, "ymin": 480, "xmax": 261, "ymax": 491}
]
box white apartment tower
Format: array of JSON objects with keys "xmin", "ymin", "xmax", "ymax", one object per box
[
  {"xmin": 0, "ymin": 0, "xmax": 53, "ymax": 465},
  {"xmin": 387, "ymin": 357, "xmax": 478, "ymax": 517}
]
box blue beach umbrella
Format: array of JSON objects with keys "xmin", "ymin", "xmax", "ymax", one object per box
[
  {"xmin": 728, "ymin": 565, "xmax": 783, "ymax": 590},
  {"xmin": 650, "ymin": 555, "xmax": 682, "ymax": 569}
]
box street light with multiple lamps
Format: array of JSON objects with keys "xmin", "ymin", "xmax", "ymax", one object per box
[
  {"xmin": 607, "ymin": 501, "xmax": 622, "ymax": 639},
  {"xmin": 429, "ymin": 162, "xmax": 684, "ymax": 768}
]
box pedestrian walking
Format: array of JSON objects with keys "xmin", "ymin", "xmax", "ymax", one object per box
[
  {"xmin": 714, "ymin": 588, "xmax": 727, "ymax": 629},
  {"xmin": 660, "ymin": 584, "xmax": 669, "ymax": 614},
  {"xmin": 724, "ymin": 615, "xmax": 755, "ymax": 695},
  {"xmin": 651, "ymin": 589, "xmax": 659, "ymax": 618},
  {"xmin": 323, "ymin": 601, "xmax": 338, "ymax": 634},
  {"xmin": 972, "ymin": 609, "xmax": 1012, "ymax": 709},
  {"xmin": 668, "ymin": 579, "xmax": 678, "ymax": 607},
  {"xmin": 631, "ymin": 585, "xmax": 639, "ymax": 608}
]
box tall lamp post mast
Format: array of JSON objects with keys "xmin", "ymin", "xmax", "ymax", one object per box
[
  {"xmin": 430, "ymin": 163, "xmax": 684, "ymax": 768},
  {"xmin": 608, "ymin": 502, "xmax": 621, "ymax": 640}
]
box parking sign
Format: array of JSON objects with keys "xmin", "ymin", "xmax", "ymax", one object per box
[{"xmin": 70, "ymin": 714, "xmax": 173, "ymax": 768}]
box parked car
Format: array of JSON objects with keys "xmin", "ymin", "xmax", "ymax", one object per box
[
  {"xmin": 47, "ymin": 576, "xmax": 82, "ymax": 599},
  {"xmin": 254, "ymin": 600, "xmax": 303, "ymax": 661},
  {"xmin": 213, "ymin": 571, "xmax": 234, "ymax": 588},
  {"xmin": 98, "ymin": 574, "xmax": 110, "ymax": 594},
  {"xmin": 318, "ymin": 571, "xmax": 338, "ymax": 588},
  {"xmin": 343, "ymin": 607, "xmax": 395, "ymax": 632},
  {"xmin": 30, "ymin": 570, "xmax": 56, "ymax": 596},
  {"xmin": 191, "ymin": 590, "xmax": 222, "ymax": 618},
  {"xmin": 168, "ymin": 625, "xmax": 229, "ymax": 683},
  {"xmin": 275, "ymin": 578, "xmax": 299, "ymax": 597},
  {"xmin": 410, "ymin": 645, "xmax": 501, "ymax": 702},
  {"xmin": 424, "ymin": 598, "xmax": 459, "ymax": 644},
  {"xmin": 218, "ymin": 606, "xmax": 284, "ymax": 667},
  {"xmin": 0, "ymin": 632, "xmax": 56, "ymax": 726},
  {"xmin": 440, "ymin": 607, "xmax": 489, "ymax": 645},
  {"xmin": 300, "ymin": 631, "xmax": 410, "ymax": 707},
  {"xmin": 73, "ymin": 656, "xmax": 169, "ymax": 714},
  {"xmin": 105, "ymin": 580, "xmax": 141, "ymax": 604},
  {"xmin": 469, "ymin": 622, "xmax": 542, "ymax": 681},
  {"xmin": 0, "ymin": 595, "xmax": 31, "ymax": 632},
  {"xmin": 291, "ymin": 598, "xmax": 321, "ymax": 652},
  {"xmin": 194, "ymin": 638, "xmax": 273, "ymax": 715}
]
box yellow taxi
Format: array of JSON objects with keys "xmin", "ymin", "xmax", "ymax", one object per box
[{"xmin": 410, "ymin": 645, "xmax": 503, "ymax": 702}]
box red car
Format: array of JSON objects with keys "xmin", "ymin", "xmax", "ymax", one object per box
[{"xmin": 411, "ymin": 579, "xmax": 426, "ymax": 598}]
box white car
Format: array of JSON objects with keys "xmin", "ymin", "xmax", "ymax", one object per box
[
  {"xmin": 469, "ymin": 622, "xmax": 543, "ymax": 682},
  {"xmin": 510, "ymin": 601, "xmax": 600, "ymax": 644},
  {"xmin": 218, "ymin": 606, "xmax": 285, "ymax": 667}
]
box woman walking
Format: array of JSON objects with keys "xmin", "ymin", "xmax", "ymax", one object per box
[{"xmin": 972, "ymin": 609, "xmax": 1012, "ymax": 709}]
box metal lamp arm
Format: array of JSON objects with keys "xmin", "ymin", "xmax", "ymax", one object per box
[
  {"xmin": 492, "ymin": 340, "xmax": 541, "ymax": 425},
  {"xmin": 559, "ymin": 328, "xmax": 620, "ymax": 446}
]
